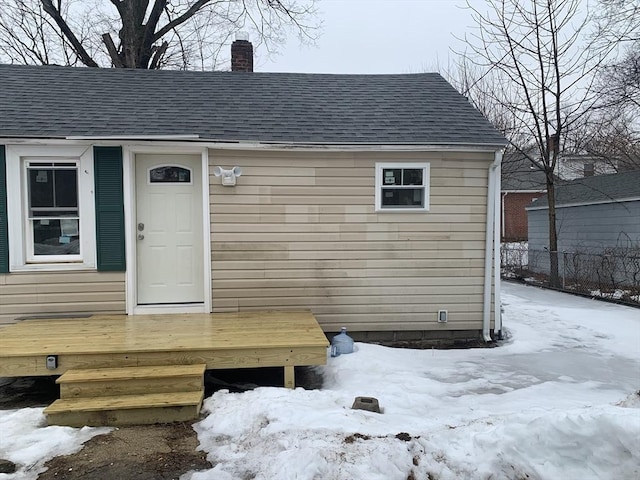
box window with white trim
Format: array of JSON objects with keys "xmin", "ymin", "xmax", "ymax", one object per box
[
  {"xmin": 6, "ymin": 146, "xmax": 96, "ymax": 271},
  {"xmin": 26, "ymin": 160, "xmax": 80, "ymax": 261},
  {"xmin": 375, "ymin": 162, "xmax": 430, "ymax": 212}
]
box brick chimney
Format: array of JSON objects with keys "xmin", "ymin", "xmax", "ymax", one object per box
[{"xmin": 231, "ymin": 34, "xmax": 253, "ymax": 72}]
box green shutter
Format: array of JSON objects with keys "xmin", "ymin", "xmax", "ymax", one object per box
[
  {"xmin": 94, "ymin": 146, "xmax": 125, "ymax": 271},
  {"xmin": 0, "ymin": 145, "xmax": 8, "ymax": 273}
]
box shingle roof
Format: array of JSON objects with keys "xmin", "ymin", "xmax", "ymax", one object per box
[
  {"xmin": 0, "ymin": 64, "xmax": 507, "ymax": 145},
  {"xmin": 527, "ymin": 170, "xmax": 640, "ymax": 209},
  {"xmin": 501, "ymin": 153, "xmax": 548, "ymax": 191}
]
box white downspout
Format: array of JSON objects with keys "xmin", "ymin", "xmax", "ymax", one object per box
[
  {"xmin": 482, "ymin": 150, "xmax": 502, "ymax": 342},
  {"xmin": 501, "ymin": 192, "xmax": 507, "ymax": 239},
  {"xmin": 493, "ymin": 153, "xmax": 503, "ymax": 338}
]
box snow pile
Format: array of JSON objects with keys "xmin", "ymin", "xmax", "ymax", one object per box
[
  {"xmin": 186, "ymin": 283, "xmax": 640, "ymax": 480},
  {"xmin": 0, "ymin": 408, "xmax": 109, "ymax": 480},
  {"xmin": 188, "ymin": 391, "xmax": 640, "ymax": 479}
]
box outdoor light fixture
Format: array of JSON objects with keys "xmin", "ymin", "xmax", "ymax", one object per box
[
  {"xmin": 213, "ymin": 166, "xmax": 242, "ymax": 186},
  {"xmin": 46, "ymin": 355, "xmax": 58, "ymax": 370}
]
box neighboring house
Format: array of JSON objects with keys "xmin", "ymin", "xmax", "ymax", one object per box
[
  {"xmin": 500, "ymin": 151, "xmax": 625, "ymax": 242},
  {"xmin": 556, "ymin": 154, "xmax": 618, "ymax": 180},
  {"xmin": 501, "ymin": 154, "xmax": 547, "ymax": 242},
  {"xmin": 0, "ymin": 46, "xmax": 507, "ymax": 342},
  {"xmin": 526, "ymin": 171, "xmax": 640, "ymax": 279}
]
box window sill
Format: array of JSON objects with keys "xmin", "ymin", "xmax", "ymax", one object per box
[
  {"xmin": 10, "ymin": 263, "xmax": 97, "ymax": 273},
  {"xmin": 375, "ymin": 208, "xmax": 430, "ymax": 213}
]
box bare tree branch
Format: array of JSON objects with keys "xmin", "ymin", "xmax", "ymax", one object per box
[
  {"xmin": 40, "ymin": 0, "xmax": 99, "ymax": 67},
  {"xmin": 0, "ymin": 0, "xmax": 320, "ymax": 70},
  {"xmin": 102, "ymin": 32, "xmax": 123, "ymax": 67},
  {"xmin": 152, "ymin": 0, "xmax": 211, "ymax": 42},
  {"xmin": 149, "ymin": 40, "xmax": 168, "ymax": 69}
]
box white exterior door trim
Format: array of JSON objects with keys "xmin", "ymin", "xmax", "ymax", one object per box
[{"xmin": 123, "ymin": 145, "xmax": 211, "ymax": 315}]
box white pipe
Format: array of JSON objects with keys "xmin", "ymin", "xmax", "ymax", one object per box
[
  {"xmin": 482, "ymin": 150, "xmax": 502, "ymax": 342},
  {"xmin": 494, "ymin": 152, "xmax": 504, "ymax": 337},
  {"xmin": 501, "ymin": 192, "xmax": 507, "ymax": 239}
]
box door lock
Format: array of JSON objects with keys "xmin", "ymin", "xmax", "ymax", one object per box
[
  {"xmin": 137, "ymin": 234, "xmax": 144, "ymax": 240},
  {"xmin": 137, "ymin": 223, "xmax": 144, "ymax": 231}
]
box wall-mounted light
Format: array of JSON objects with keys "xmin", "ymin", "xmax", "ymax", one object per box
[
  {"xmin": 46, "ymin": 355, "xmax": 58, "ymax": 370},
  {"xmin": 213, "ymin": 166, "xmax": 242, "ymax": 186}
]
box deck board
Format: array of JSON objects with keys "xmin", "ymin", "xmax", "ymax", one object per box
[{"xmin": 0, "ymin": 311, "xmax": 329, "ymax": 377}]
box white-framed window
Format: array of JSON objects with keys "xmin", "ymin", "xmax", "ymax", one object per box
[
  {"xmin": 25, "ymin": 159, "xmax": 80, "ymax": 262},
  {"xmin": 375, "ymin": 162, "xmax": 430, "ymax": 212},
  {"xmin": 6, "ymin": 145, "xmax": 96, "ymax": 271}
]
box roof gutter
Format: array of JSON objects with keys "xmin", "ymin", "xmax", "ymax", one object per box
[
  {"xmin": 483, "ymin": 150, "xmax": 503, "ymax": 342},
  {"xmin": 526, "ymin": 196, "xmax": 640, "ymax": 210},
  {"xmin": 0, "ymin": 136, "xmax": 506, "ymax": 153}
]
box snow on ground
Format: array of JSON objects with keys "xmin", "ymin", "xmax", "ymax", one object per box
[
  {"xmin": 186, "ymin": 283, "xmax": 640, "ymax": 480},
  {"xmin": 0, "ymin": 282, "xmax": 638, "ymax": 480},
  {"xmin": 0, "ymin": 408, "xmax": 109, "ymax": 480}
]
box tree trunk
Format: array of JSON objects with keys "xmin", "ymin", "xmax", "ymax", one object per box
[
  {"xmin": 546, "ymin": 177, "xmax": 560, "ymax": 287},
  {"xmin": 118, "ymin": 0, "xmax": 150, "ymax": 68}
]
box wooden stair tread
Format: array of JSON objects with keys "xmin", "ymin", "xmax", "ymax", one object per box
[
  {"xmin": 45, "ymin": 391, "xmax": 204, "ymax": 414},
  {"xmin": 56, "ymin": 364, "xmax": 207, "ymax": 383}
]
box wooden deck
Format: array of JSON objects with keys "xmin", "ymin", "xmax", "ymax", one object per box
[
  {"xmin": 0, "ymin": 311, "xmax": 329, "ymax": 426},
  {"xmin": 0, "ymin": 310, "xmax": 329, "ymax": 385}
]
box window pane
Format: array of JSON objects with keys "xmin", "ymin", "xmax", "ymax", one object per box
[
  {"xmin": 29, "ymin": 167, "xmax": 78, "ymax": 216},
  {"xmin": 55, "ymin": 169, "xmax": 78, "ymax": 207},
  {"xmin": 150, "ymin": 166, "xmax": 191, "ymax": 183},
  {"xmin": 29, "ymin": 169, "xmax": 54, "ymax": 208},
  {"xmin": 382, "ymin": 168, "xmax": 402, "ymax": 186},
  {"xmin": 33, "ymin": 219, "xmax": 80, "ymax": 256},
  {"xmin": 402, "ymin": 168, "xmax": 423, "ymax": 185},
  {"xmin": 381, "ymin": 188, "xmax": 424, "ymax": 208}
]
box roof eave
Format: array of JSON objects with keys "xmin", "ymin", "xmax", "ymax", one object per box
[
  {"xmin": 0, "ymin": 135, "xmax": 507, "ymax": 152},
  {"xmin": 526, "ymin": 196, "xmax": 640, "ymax": 210}
]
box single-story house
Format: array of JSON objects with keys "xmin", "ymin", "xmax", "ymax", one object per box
[
  {"xmin": 526, "ymin": 170, "xmax": 640, "ymax": 284},
  {"xmin": 501, "ymin": 153, "xmax": 547, "ymax": 242},
  {"xmin": 0, "ymin": 47, "xmax": 507, "ymax": 342}
]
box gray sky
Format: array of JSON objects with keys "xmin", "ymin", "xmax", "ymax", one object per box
[{"xmin": 258, "ymin": 0, "xmax": 473, "ymax": 74}]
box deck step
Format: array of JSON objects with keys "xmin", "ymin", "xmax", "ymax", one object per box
[
  {"xmin": 45, "ymin": 391, "xmax": 204, "ymax": 427},
  {"xmin": 47, "ymin": 364, "xmax": 207, "ymax": 426},
  {"xmin": 57, "ymin": 364, "xmax": 206, "ymax": 398}
]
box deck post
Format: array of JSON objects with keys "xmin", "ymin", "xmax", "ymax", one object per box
[{"xmin": 284, "ymin": 365, "xmax": 295, "ymax": 389}]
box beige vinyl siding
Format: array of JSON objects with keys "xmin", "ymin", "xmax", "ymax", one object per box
[
  {"xmin": 209, "ymin": 149, "xmax": 493, "ymax": 332},
  {"xmin": 0, "ymin": 271, "xmax": 125, "ymax": 325}
]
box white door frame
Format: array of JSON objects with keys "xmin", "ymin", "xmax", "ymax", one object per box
[{"xmin": 123, "ymin": 145, "xmax": 211, "ymax": 315}]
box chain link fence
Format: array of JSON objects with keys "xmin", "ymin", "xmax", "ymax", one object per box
[{"xmin": 501, "ymin": 243, "xmax": 640, "ymax": 306}]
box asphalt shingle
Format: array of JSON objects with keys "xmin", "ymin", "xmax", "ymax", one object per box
[
  {"xmin": 501, "ymin": 153, "xmax": 548, "ymax": 191},
  {"xmin": 0, "ymin": 64, "xmax": 507, "ymax": 146},
  {"xmin": 527, "ymin": 170, "xmax": 640, "ymax": 208}
]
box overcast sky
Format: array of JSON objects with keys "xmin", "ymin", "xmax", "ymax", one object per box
[{"xmin": 258, "ymin": 0, "xmax": 473, "ymax": 74}]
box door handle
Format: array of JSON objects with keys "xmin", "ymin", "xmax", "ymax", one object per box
[
  {"xmin": 137, "ymin": 223, "xmax": 144, "ymax": 231},
  {"xmin": 137, "ymin": 234, "xmax": 144, "ymax": 240}
]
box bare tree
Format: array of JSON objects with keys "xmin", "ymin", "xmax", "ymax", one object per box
[
  {"xmin": 458, "ymin": 0, "xmax": 618, "ymax": 285},
  {"xmin": 594, "ymin": 0, "xmax": 639, "ymax": 46},
  {"xmin": 568, "ymin": 111, "xmax": 640, "ymax": 173},
  {"xmin": 442, "ymin": 56, "xmax": 521, "ymax": 144},
  {"xmin": 0, "ymin": 0, "xmax": 319, "ymax": 69}
]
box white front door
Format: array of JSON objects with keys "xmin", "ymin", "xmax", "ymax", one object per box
[{"xmin": 135, "ymin": 154, "xmax": 204, "ymax": 305}]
